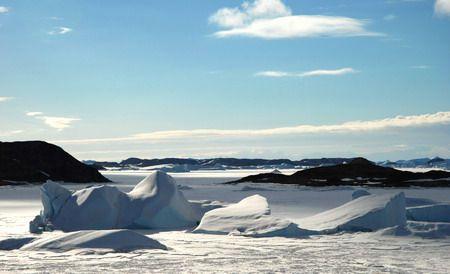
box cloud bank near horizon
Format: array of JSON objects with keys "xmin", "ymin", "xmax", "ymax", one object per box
[{"xmin": 53, "ymin": 111, "xmax": 450, "ymax": 145}]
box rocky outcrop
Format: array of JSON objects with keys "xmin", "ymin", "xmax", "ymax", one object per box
[
  {"xmin": 229, "ymin": 158, "xmax": 450, "ymax": 187},
  {"xmin": 0, "ymin": 141, "xmax": 110, "ymax": 184}
]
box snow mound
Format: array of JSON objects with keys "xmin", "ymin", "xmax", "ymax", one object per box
[
  {"xmin": 20, "ymin": 230, "xmax": 167, "ymax": 252},
  {"xmin": 36, "ymin": 171, "xmax": 202, "ymax": 232},
  {"xmin": 193, "ymin": 195, "xmax": 312, "ymax": 237},
  {"xmin": 300, "ymin": 192, "xmax": 407, "ymax": 233},
  {"xmin": 352, "ymin": 189, "xmax": 371, "ymax": 199},
  {"xmin": 406, "ymin": 203, "xmax": 450, "ymax": 222}
]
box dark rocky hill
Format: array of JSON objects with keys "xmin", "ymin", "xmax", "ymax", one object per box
[
  {"xmin": 228, "ymin": 157, "xmax": 450, "ymax": 187},
  {"xmin": 0, "ymin": 141, "xmax": 110, "ymax": 184}
]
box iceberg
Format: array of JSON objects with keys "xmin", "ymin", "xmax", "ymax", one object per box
[
  {"xmin": 193, "ymin": 195, "xmax": 312, "ymax": 237},
  {"xmin": 405, "ymin": 197, "xmax": 437, "ymax": 207},
  {"xmin": 20, "ymin": 230, "xmax": 167, "ymax": 252},
  {"xmin": 406, "ymin": 203, "xmax": 450, "ymax": 222},
  {"xmin": 351, "ymin": 189, "xmax": 371, "ymax": 199},
  {"xmin": 34, "ymin": 171, "xmax": 204, "ymax": 232},
  {"xmin": 378, "ymin": 222, "xmax": 450, "ymax": 239},
  {"xmin": 300, "ymin": 192, "xmax": 407, "ymax": 233}
]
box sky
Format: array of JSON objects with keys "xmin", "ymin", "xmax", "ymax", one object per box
[{"xmin": 1, "ymin": 0, "xmax": 449, "ymax": 161}]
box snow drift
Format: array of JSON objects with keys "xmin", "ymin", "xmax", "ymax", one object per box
[
  {"xmin": 193, "ymin": 195, "xmax": 312, "ymax": 237},
  {"xmin": 300, "ymin": 192, "xmax": 407, "ymax": 233},
  {"xmin": 33, "ymin": 171, "xmax": 206, "ymax": 232},
  {"xmin": 20, "ymin": 230, "xmax": 167, "ymax": 252},
  {"xmin": 406, "ymin": 203, "xmax": 450, "ymax": 223}
]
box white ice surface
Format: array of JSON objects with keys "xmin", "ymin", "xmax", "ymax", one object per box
[{"xmin": 1, "ymin": 169, "xmax": 450, "ymax": 273}]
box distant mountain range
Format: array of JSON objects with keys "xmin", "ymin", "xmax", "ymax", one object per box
[
  {"xmin": 377, "ymin": 157, "xmax": 450, "ymax": 169},
  {"xmin": 84, "ymin": 156, "xmax": 450, "ymax": 171}
]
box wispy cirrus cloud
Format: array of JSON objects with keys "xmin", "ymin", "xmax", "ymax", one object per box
[
  {"xmin": 209, "ymin": 0, "xmax": 382, "ymax": 39},
  {"xmin": 255, "ymin": 68, "xmax": 358, "ymax": 78},
  {"xmin": 26, "ymin": 111, "xmax": 44, "ymax": 116},
  {"xmin": 0, "ymin": 6, "xmax": 9, "ymax": 13},
  {"xmin": 435, "ymin": 0, "xmax": 450, "ymax": 16},
  {"xmin": 26, "ymin": 111, "xmax": 80, "ymax": 131},
  {"xmin": 53, "ymin": 111, "xmax": 450, "ymax": 145},
  {"xmin": 48, "ymin": 27, "xmax": 72, "ymax": 35},
  {"xmin": 0, "ymin": 96, "xmax": 13, "ymax": 102}
]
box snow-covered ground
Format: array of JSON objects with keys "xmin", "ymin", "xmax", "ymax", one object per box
[{"xmin": 1, "ymin": 169, "xmax": 450, "ymax": 273}]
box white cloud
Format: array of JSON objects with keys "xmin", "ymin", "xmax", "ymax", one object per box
[
  {"xmin": 255, "ymin": 70, "xmax": 291, "ymax": 77},
  {"xmin": 435, "ymin": 0, "xmax": 450, "ymax": 16},
  {"xmin": 40, "ymin": 116, "xmax": 80, "ymax": 131},
  {"xmin": 0, "ymin": 96, "xmax": 13, "ymax": 102},
  {"xmin": 26, "ymin": 111, "xmax": 44, "ymax": 116},
  {"xmin": 0, "ymin": 6, "xmax": 9, "ymax": 13},
  {"xmin": 255, "ymin": 68, "xmax": 358, "ymax": 78},
  {"xmin": 210, "ymin": 0, "xmax": 381, "ymax": 39},
  {"xmin": 48, "ymin": 27, "xmax": 72, "ymax": 35},
  {"xmin": 0, "ymin": 130, "xmax": 22, "ymax": 137},
  {"xmin": 301, "ymin": 68, "xmax": 358, "ymax": 77},
  {"xmin": 27, "ymin": 112, "xmax": 80, "ymax": 130},
  {"xmin": 53, "ymin": 111, "xmax": 450, "ymax": 144},
  {"xmin": 210, "ymin": 0, "xmax": 291, "ymax": 28}
]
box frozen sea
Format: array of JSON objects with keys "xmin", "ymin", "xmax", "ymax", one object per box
[{"xmin": 1, "ymin": 169, "xmax": 450, "ymax": 273}]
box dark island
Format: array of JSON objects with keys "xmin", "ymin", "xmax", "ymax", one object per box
[
  {"xmin": 0, "ymin": 141, "xmax": 110, "ymax": 185},
  {"xmin": 228, "ymin": 158, "xmax": 450, "ymax": 187}
]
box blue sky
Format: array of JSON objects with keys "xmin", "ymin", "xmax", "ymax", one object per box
[{"xmin": 1, "ymin": 0, "xmax": 449, "ymax": 161}]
